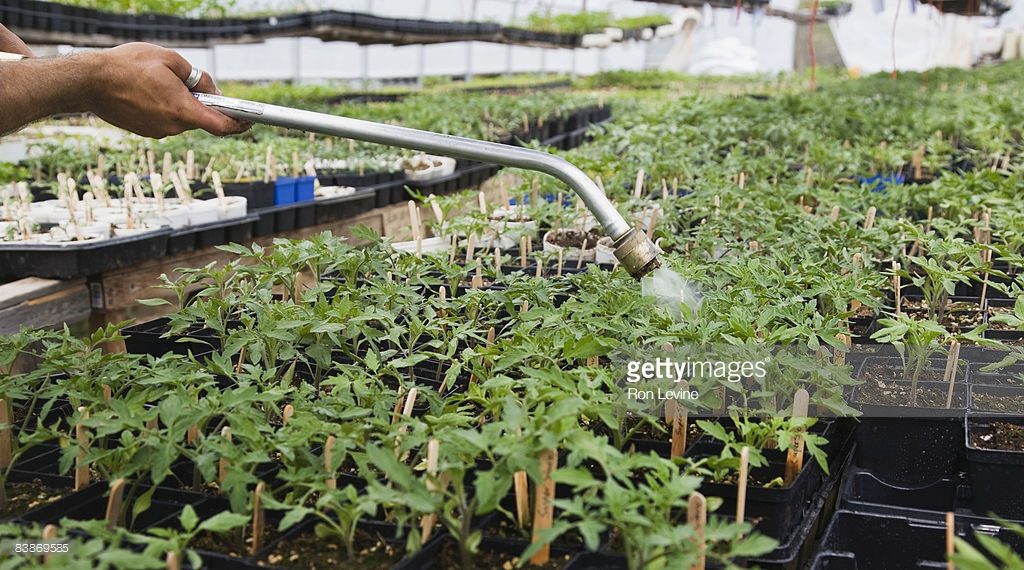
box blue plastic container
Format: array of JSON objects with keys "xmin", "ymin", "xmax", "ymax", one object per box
[
  {"xmin": 274, "ymin": 177, "xmax": 297, "ymax": 205},
  {"xmin": 296, "ymin": 176, "xmax": 316, "ymax": 202}
]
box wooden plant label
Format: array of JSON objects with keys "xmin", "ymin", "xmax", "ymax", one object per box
[
  {"xmin": 784, "ymin": 389, "xmax": 810, "ymax": 486},
  {"xmin": 219, "ymin": 427, "xmax": 232, "ymax": 485},
  {"xmin": 529, "ymin": 448, "xmax": 558, "ymax": 566},
  {"xmin": 944, "ymin": 341, "xmax": 962, "ymax": 409},
  {"xmin": 687, "ymin": 493, "xmax": 707, "ymax": 570},
  {"xmin": 0, "ymin": 399, "xmax": 11, "ymax": 469},
  {"xmin": 471, "ymin": 264, "xmax": 484, "ymax": 289},
  {"xmin": 282, "ymin": 404, "xmax": 294, "ymax": 426},
  {"xmin": 419, "ymin": 439, "xmax": 441, "ymax": 542},
  {"xmin": 166, "ymin": 551, "xmax": 180, "ymax": 570},
  {"xmin": 670, "ymin": 395, "xmax": 689, "ymax": 459},
  {"xmin": 864, "ymin": 206, "xmax": 877, "ymax": 230},
  {"xmin": 105, "ymin": 478, "xmax": 125, "ymax": 531},
  {"xmin": 514, "ymin": 470, "xmax": 530, "ymax": 528},
  {"xmin": 835, "ymin": 333, "xmax": 849, "ymax": 365},
  {"xmin": 325, "ymin": 435, "xmax": 337, "ymax": 490},
  {"xmin": 430, "ymin": 197, "xmax": 444, "ymax": 225},
  {"xmin": 162, "ymin": 152, "xmax": 172, "ymax": 180},
  {"xmin": 556, "ymin": 249, "xmax": 564, "ymax": 277},
  {"xmin": 251, "ymin": 482, "xmax": 266, "ymax": 555},
  {"xmin": 892, "ymin": 261, "xmax": 902, "ymax": 315},
  {"xmin": 41, "ymin": 525, "xmax": 58, "ymax": 563},
  {"xmin": 478, "ymin": 191, "xmax": 487, "ymax": 215},
  {"xmin": 391, "ymin": 387, "xmax": 406, "ymax": 425},
  {"xmin": 465, "ymin": 234, "xmax": 476, "ymax": 265},
  {"xmin": 946, "ymin": 512, "xmax": 955, "ymax": 570},
  {"xmin": 736, "ymin": 447, "xmax": 749, "ymax": 525},
  {"xmin": 520, "ymin": 236, "xmax": 528, "ymax": 268},
  {"xmin": 634, "ymin": 169, "xmax": 645, "ymax": 199},
  {"xmin": 75, "ymin": 407, "xmax": 89, "ymax": 491},
  {"xmin": 830, "ymin": 205, "xmax": 840, "ymax": 222}
]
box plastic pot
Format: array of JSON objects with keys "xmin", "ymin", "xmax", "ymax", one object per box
[
  {"xmin": 0, "ymin": 227, "xmax": 171, "ymax": 281},
  {"xmin": 314, "ymin": 189, "xmax": 376, "ymax": 224},
  {"xmin": 274, "ymin": 177, "xmax": 298, "ymax": 205},
  {"xmin": 295, "ymin": 176, "xmax": 316, "ymax": 202},
  {"xmin": 982, "ymin": 298, "xmax": 1024, "ymax": 341},
  {"xmin": 18, "ymin": 482, "xmax": 205, "ymax": 531},
  {"xmin": 122, "ymin": 316, "xmax": 220, "ymax": 357},
  {"xmin": 543, "ymin": 229, "xmax": 598, "ymax": 262},
  {"xmin": 969, "ymin": 384, "xmax": 1024, "ymax": 416},
  {"xmin": 221, "ymin": 180, "xmax": 274, "ymax": 211},
  {"xmin": 840, "ymin": 467, "xmax": 960, "ymax": 515},
  {"xmin": 966, "ymin": 416, "xmax": 1024, "ymax": 519},
  {"xmin": 692, "ymin": 449, "xmax": 822, "ymax": 540},
  {"xmin": 813, "ymin": 510, "xmax": 950, "ymax": 568},
  {"xmin": 854, "ymin": 415, "xmax": 964, "ymax": 485}
]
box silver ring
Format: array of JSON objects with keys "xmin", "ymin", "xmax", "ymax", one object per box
[{"xmin": 184, "ymin": 67, "xmax": 203, "ymax": 90}]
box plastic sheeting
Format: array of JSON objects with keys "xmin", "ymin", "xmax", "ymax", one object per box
[{"xmin": 829, "ymin": 0, "xmax": 998, "ymax": 73}]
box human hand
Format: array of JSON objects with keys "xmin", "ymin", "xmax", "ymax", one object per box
[{"xmin": 83, "ymin": 43, "xmax": 251, "ymax": 138}]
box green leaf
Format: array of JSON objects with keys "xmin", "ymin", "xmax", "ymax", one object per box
[
  {"xmin": 132, "ymin": 486, "xmax": 156, "ymax": 523},
  {"xmin": 730, "ymin": 533, "xmax": 777, "ymax": 557},
  {"xmin": 138, "ymin": 298, "xmax": 171, "ymax": 306},
  {"xmin": 198, "ymin": 511, "xmax": 250, "ymax": 533},
  {"xmin": 180, "ymin": 504, "xmax": 199, "ymax": 532}
]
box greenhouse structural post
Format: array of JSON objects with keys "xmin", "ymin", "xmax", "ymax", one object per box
[
  {"xmin": 465, "ymin": 0, "xmax": 479, "ymax": 82},
  {"xmin": 363, "ymin": 0, "xmax": 373, "ymax": 88},
  {"xmin": 417, "ymin": 0, "xmax": 430, "ymax": 88},
  {"xmin": 506, "ymin": 0, "xmax": 521, "ymax": 76}
]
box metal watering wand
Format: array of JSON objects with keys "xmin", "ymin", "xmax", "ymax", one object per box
[{"xmin": 195, "ymin": 93, "xmax": 661, "ymax": 279}]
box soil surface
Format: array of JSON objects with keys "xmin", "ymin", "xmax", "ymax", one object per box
[
  {"xmin": 436, "ymin": 538, "xmax": 571, "ymax": 570},
  {"xmin": 263, "ymin": 529, "xmax": 405, "ymax": 569},
  {"xmin": 970, "ymin": 372, "xmax": 1024, "ymax": 387},
  {"xmin": 546, "ymin": 229, "xmax": 603, "ymax": 249},
  {"xmin": 856, "ymin": 380, "xmax": 963, "ymax": 408},
  {"xmin": 988, "ymin": 306, "xmax": 1020, "ymax": 331},
  {"xmin": 971, "ymin": 422, "xmax": 1024, "ymax": 451},
  {"xmin": 192, "ymin": 527, "xmax": 282, "ymax": 558},
  {"xmin": 901, "ymin": 298, "xmax": 980, "ymax": 312},
  {"xmin": 972, "ymin": 391, "xmax": 1024, "ymax": 414},
  {"xmin": 0, "ymin": 480, "xmax": 68, "ymax": 520},
  {"xmin": 862, "ymin": 363, "xmax": 947, "ymax": 383}
]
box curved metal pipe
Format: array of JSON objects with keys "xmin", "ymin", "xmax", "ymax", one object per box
[{"xmin": 195, "ymin": 93, "xmax": 659, "ymax": 277}]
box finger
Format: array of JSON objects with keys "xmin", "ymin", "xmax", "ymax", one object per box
[
  {"xmin": 191, "ymin": 71, "xmax": 221, "ymax": 96},
  {"xmin": 181, "ymin": 95, "xmax": 251, "ymax": 136},
  {"xmin": 162, "ymin": 47, "xmax": 193, "ymax": 84}
]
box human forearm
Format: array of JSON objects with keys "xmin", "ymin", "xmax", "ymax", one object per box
[
  {"xmin": 0, "ymin": 43, "xmax": 248, "ymax": 138},
  {"xmin": 0, "ymin": 53, "xmax": 99, "ymax": 136}
]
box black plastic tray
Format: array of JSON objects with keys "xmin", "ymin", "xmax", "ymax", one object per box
[
  {"xmin": 166, "ymin": 214, "xmax": 258, "ymax": 256},
  {"xmin": 0, "ymin": 227, "xmax": 171, "ymax": 280}
]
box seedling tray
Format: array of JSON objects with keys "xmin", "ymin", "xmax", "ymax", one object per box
[
  {"xmin": 166, "ymin": 214, "xmax": 258, "ymax": 255},
  {"xmin": 854, "ymin": 415, "xmax": 965, "ymax": 485},
  {"xmin": 691, "ymin": 449, "xmax": 823, "ymax": 540},
  {"xmin": 965, "ymin": 416, "xmax": 1024, "ymax": 520},
  {"xmin": 0, "ymin": 227, "xmax": 171, "ymax": 280},
  {"xmin": 314, "ymin": 188, "xmax": 376, "ymax": 224},
  {"xmin": 746, "ymin": 444, "xmax": 855, "ymax": 570},
  {"xmin": 968, "ymin": 384, "xmax": 1024, "ymax": 415},
  {"xmin": 122, "ymin": 316, "xmax": 220, "ymax": 357},
  {"xmin": 17, "ymin": 482, "xmax": 206, "ymax": 531},
  {"xmin": 219, "ymin": 181, "xmax": 275, "ymax": 211}
]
